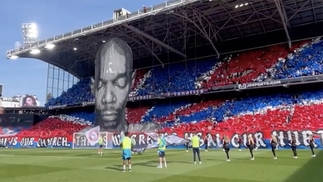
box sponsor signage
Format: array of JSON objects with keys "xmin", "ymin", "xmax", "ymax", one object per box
[
  {"xmin": 48, "ymin": 105, "xmax": 67, "ymax": 109},
  {"xmin": 160, "ymin": 89, "xmax": 205, "ymax": 97},
  {"xmin": 83, "ymin": 90, "xmax": 205, "ymax": 103},
  {"xmin": 1, "ymin": 129, "xmax": 322, "ymax": 149},
  {"xmin": 238, "ymin": 80, "xmax": 282, "ymax": 90},
  {"xmin": 49, "ymin": 89, "xmax": 207, "ymax": 109},
  {"xmin": 81, "ymin": 100, "xmax": 95, "ymax": 107}
]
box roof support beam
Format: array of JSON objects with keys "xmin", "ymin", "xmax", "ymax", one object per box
[
  {"xmin": 280, "ymin": 1, "xmax": 291, "ymax": 28},
  {"xmin": 284, "ymin": 0, "xmax": 312, "ymax": 23},
  {"xmin": 274, "ymin": 0, "xmax": 292, "ymax": 48},
  {"xmin": 170, "ymin": 8, "xmax": 220, "ymax": 59},
  {"xmin": 310, "ymin": 0, "xmax": 317, "ymax": 24},
  {"xmin": 219, "ymin": 4, "xmax": 244, "ymax": 38},
  {"xmin": 250, "ymin": 1, "xmax": 267, "ymax": 33},
  {"xmin": 122, "ymin": 24, "xmax": 187, "ymax": 58}
]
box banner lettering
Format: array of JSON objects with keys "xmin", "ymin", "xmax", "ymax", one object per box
[
  {"xmin": 0, "ymin": 129, "xmax": 322, "ymax": 149},
  {"xmin": 0, "ymin": 136, "xmax": 70, "ymax": 148},
  {"xmin": 74, "ymin": 132, "xmax": 108, "ymax": 148},
  {"xmin": 37, "ymin": 137, "xmax": 70, "ymax": 148}
]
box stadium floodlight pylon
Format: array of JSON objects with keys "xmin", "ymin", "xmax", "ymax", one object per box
[
  {"xmin": 22, "ymin": 23, "xmax": 38, "ymax": 45},
  {"xmin": 72, "ymin": 131, "xmax": 114, "ymax": 149}
]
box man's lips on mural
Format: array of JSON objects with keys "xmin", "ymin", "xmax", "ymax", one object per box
[{"xmin": 102, "ymin": 110, "xmax": 117, "ymax": 116}]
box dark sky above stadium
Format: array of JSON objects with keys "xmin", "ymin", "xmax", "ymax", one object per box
[{"xmin": 0, "ymin": 0, "xmax": 162, "ymax": 105}]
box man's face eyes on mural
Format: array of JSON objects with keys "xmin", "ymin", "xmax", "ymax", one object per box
[
  {"xmin": 114, "ymin": 77, "xmax": 126, "ymax": 88},
  {"xmin": 97, "ymin": 76, "xmax": 127, "ymax": 89}
]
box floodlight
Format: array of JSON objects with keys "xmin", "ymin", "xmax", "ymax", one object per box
[
  {"xmin": 9, "ymin": 55, "xmax": 19, "ymax": 60},
  {"xmin": 28, "ymin": 24, "xmax": 38, "ymax": 38},
  {"xmin": 235, "ymin": 5, "xmax": 239, "ymax": 8},
  {"xmin": 45, "ymin": 43, "xmax": 55, "ymax": 49},
  {"xmin": 245, "ymin": 3, "xmax": 249, "ymax": 5},
  {"xmin": 22, "ymin": 23, "xmax": 39, "ymax": 44},
  {"xmin": 239, "ymin": 4, "xmax": 243, "ymax": 7},
  {"xmin": 30, "ymin": 49, "xmax": 41, "ymax": 54},
  {"xmin": 73, "ymin": 47, "xmax": 77, "ymax": 51}
]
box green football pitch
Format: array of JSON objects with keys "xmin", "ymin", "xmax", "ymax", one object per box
[{"xmin": 0, "ymin": 148, "xmax": 322, "ymax": 182}]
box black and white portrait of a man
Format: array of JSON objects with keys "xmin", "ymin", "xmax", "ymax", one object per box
[{"xmin": 91, "ymin": 38, "xmax": 133, "ymax": 132}]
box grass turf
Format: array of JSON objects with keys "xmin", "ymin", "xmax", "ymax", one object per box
[{"xmin": 0, "ymin": 148, "xmax": 322, "ymax": 182}]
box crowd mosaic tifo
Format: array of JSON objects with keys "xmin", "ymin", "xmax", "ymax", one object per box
[{"xmin": 1, "ymin": 0, "xmax": 323, "ymax": 181}]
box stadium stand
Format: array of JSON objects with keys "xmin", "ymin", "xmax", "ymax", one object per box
[
  {"xmin": 39, "ymin": 39, "xmax": 323, "ymax": 135},
  {"xmin": 24, "ymin": 89, "xmax": 323, "ymax": 138},
  {"xmin": 129, "ymin": 69, "xmax": 150, "ymax": 97},
  {"xmin": 141, "ymin": 101, "xmax": 190, "ymax": 123},
  {"xmin": 137, "ymin": 59, "xmax": 216, "ymax": 96},
  {"xmin": 272, "ymin": 40, "xmax": 323, "ymax": 79},
  {"xmin": 15, "ymin": 115, "xmax": 91, "ymax": 138},
  {"xmin": 159, "ymin": 90, "xmax": 323, "ymax": 133},
  {"xmin": 45, "ymin": 78, "xmax": 93, "ymax": 107},
  {"xmin": 45, "ymin": 39, "xmax": 323, "ymax": 108},
  {"xmin": 201, "ymin": 41, "xmax": 308, "ymax": 88},
  {"xmin": 126, "ymin": 107, "xmax": 150, "ymax": 124},
  {"xmin": 33, "ymin": 37, "xmax": 322, "ymax": 140}
]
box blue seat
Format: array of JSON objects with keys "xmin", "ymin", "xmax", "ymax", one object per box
[
  {"xmin": 141, "ymin": 101, "xmax": 189, "ymax": 123},
  {"xmin": 45, "ymin": 78, "xmax": 93, "ymax": 107},
  {"xmin": 273, "ymin": 41, "xmax": 323, "ymax": 79},
  {"xmin": 137, "ymin": 59, "xmax": 216, "ymax": 96}
]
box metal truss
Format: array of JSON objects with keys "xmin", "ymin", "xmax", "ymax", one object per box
[
  {"xmin": 64, "ymin": 24, "xmax": 171, "ymax": 70},
  {"xmin": 107, "ymin": 25, "xmax": 165, "ymax": 66},
  {"xmin": 122, "ymin": 24, "xmax": 187, "ymax": 58},
  {"xmin": 168, "ymin": 0, "xmax": 323, "ymax": 47},
  {"xmin": 274, "ymin": 0, "xmax": 292, "ymax": 48},
  {"xmin": 130, "ymin": 14, "xmax": 192, "ymax": 53},
  {"xmin": 169, "ymin": 6, "xmax": 221, "ymax": 58}
]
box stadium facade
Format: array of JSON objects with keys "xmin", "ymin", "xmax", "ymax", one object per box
[
  {"xmin": 2, "ymin": 0, "xmax": 323, "ymax": 149},
  {"xmin": 0, "ymin": 95, "xmax": 41, "ymax": 107},
  {"xmin": 46, "ymin": 64, "xmax": 79, "ymax": 99}
]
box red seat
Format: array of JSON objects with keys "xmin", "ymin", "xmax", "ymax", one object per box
[
  {"xmin": 162, "ymin": 103, "xmax": 323, "ymax": 133},
  {"xmin": 157, "ymin": 100, "xmax": 224, "ymax": 123},
  {"xmin": 16, "ymin": 118, "xmax": 87, "ymax": 138},
  {"xmin": 132, "ymin": 69, "xmax": 147, "ymax": 90},
  {"xmin": 202, "ymin": 41, "xmax": 308, "ymax": 89},
  {"xmin": 126, "ymin": 107, "xmax": 150, "ymax": 123}
]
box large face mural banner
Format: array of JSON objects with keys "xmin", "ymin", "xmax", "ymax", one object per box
[{"xmin": 91, "ymin": 38, "xmax": 133, "ymax": 132}]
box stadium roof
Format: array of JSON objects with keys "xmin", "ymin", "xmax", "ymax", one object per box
[{"xmin": 6, "ymin": 0, "xmax": 323, "ymax": 79}]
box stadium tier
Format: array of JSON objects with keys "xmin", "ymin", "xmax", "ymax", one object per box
[
  {"xmin": 16, "ymin": 90, "xmax": 323, "ymax": 141},
  {"xmin": 137, "ymin": 59, "xmax": 216, "ymax": 95},
  {"xmin": 46, "ymin": 78, "xmax": 93, "ymax": 106},
  {"xmin": 44, "ymin": 39, "xmax": 323, "ymax": 107},
  {"xmin": 201, "ymin": 41, "xmax": 308, "ymax": 88}
]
